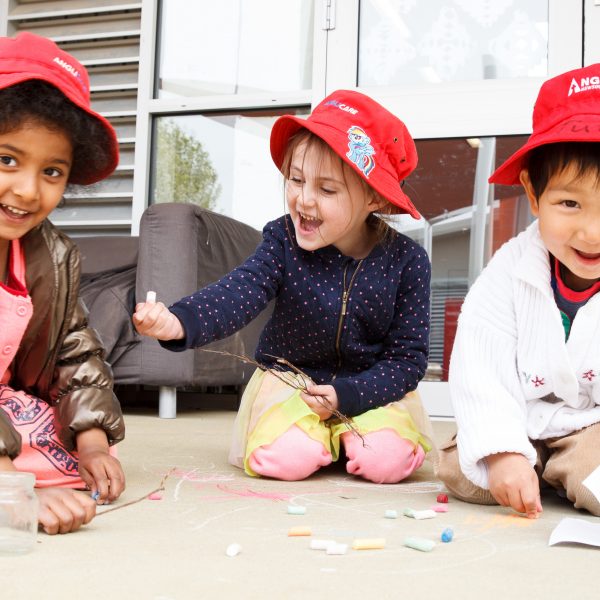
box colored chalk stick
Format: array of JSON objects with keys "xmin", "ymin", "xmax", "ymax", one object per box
[
  {"xmin": 404, "ymin": 536, "xmax": 435, "ymax": 552},
  {"xmin": 384, "ymin": 509, "xmax": 398, "ymax": 519},
  {"xmin": 431, "ymin": 503, "xmax": 449, "ymax": 513},
  {"xmin": 352, "ymin": 538, "xmax": 386, "ymax": 550},
  {"xmin": 287, "ymin": 505, "xmax": 307, "ymax": 515},
  {"xmin": 288, "ymin": 526, "xmax": 312, "ymax": 536},
  {"xmin": 441, "ymin": 528, "xmax": 454, "ymax": 543}
]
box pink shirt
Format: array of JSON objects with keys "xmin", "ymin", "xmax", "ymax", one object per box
[{"xmin": 0, "ymin": 239, "xmax": 33, "ymax": 383}]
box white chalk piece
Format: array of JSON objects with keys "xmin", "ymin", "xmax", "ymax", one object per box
[
  {"xmin": 326, "ymin": 543, "xmax": 348, "ymax": 555},
  {"xmin": 403, "ymin": 537, "xmax": 435, "ymax": 552},
  {"xmin": 384, "ymin": 509, "xmax": 398, "ymax": 519},
  {"xmin": 404, "ymin": 508, "xmax": 437, "ymax": 520},
  {"xmin": 146, "ymin": 290, "xmax": 157, "ymax": 304},
  {"xmin": 310, "ymin": 539, "xmax": 336, "ymax": 551},
  {"xmin": 287, "ymin": 505, "xmax": 307, "ymax": 515},
  {"xmin": 225, "ymin": 543, "xmax": 242, "ymax": 557}
]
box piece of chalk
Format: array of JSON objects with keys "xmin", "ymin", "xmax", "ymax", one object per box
[
  {"xmin": 403, "ymin": 536, "xmax": 435, "ymax": 552},
  {"xmin": 352, "ymin": 538, "xmax": 386, "ymax": 550},
  {"xmin": 148, "ymin": 492, "xmax": 162, "ymax": 500},
  {"xmin": 431, "ymin": 503, "xmax": 449, "ymax": 513},
  {"xmin": 91, "ymin": 490, "xmax": 100, "ymax": 501},
  {"xmin": 441, "ymin": 527, "xmax": 454, "ymax": 543},
  {"xmin": 288, "ymin": 526, "xmax": 312, "ymax": 537},
  {"xmin": 146, "ymin": 290, "xmax": 156, "ymax": 304},
  {"xmin": 310, "ymin": 539, "xmax": 335, "ymax": 551},
  {"xmin": 384, "ymin": 509, "xmax": 398, "ymax": 519},
  {"xmin": 287, "ymin": 505, "xmax": 307, "ymax": 515},
  {"xmin": 225, "ymin": 543, "xmax": 242, "ymax": 557},
  {"xmin": 404, "ymin": 508, "xmax": 437, "ymax": 520},
  {"xmin": 326, "ymin": 543, "xmax": 348, "ymax": 555}
]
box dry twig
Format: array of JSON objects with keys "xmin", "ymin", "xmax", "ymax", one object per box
[{"xmin": 96, "ymin": 467, "xmax": 176, "ymax": 517}]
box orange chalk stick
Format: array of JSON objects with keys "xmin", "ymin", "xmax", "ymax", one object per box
[
  {"xmin": 352, "ymin": 538, "xmax": 386, "ymax": 550},
  {"xmin": 288, "ymin": 526, "xmax": 312, "ymax": 537}
]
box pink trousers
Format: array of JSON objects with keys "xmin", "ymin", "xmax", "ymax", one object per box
[{"xmin": 248, "ymin": 424, "xmax": 426, "ymax": 484}]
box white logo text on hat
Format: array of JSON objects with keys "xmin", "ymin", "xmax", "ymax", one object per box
[
  {"xmin": 324, "ymin": 99, "xmax": 358, "ymax": 115},
  {"xmin": 53, "ymin": 56, "xmax": 79, "ymax": 78},
  {"xmin": 568, "ymin": 76, "xmax": 600, "ymax": 96}
]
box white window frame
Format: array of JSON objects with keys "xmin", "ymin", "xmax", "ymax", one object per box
[{"xmin": 132, "ymin": 0, "xmax": 328, "ymax": 234}]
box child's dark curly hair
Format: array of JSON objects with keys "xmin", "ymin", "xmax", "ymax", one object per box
[{"xmin": 0, "ymin": 80, "xmax": 113, "ymax": 184}]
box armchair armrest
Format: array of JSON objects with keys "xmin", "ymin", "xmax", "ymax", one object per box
[{"xmin": 136, "ymin": 203, "xmax": 268, "ymax": 388}]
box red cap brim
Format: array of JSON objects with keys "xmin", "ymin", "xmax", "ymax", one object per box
[{"xmin": 490, "ymin": 114, "xmax": 600, "ymax": 185}]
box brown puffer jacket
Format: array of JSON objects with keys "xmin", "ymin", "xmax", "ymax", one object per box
[{"xmin": 0, "ymin": 220, "xmax": 125, "ymax": 459}]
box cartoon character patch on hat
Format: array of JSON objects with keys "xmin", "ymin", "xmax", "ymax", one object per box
[{"xmin": 346, "ymin": 126, "xmax": 375, "ymax": 178}]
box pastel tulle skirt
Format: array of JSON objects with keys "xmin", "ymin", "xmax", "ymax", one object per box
[{"xmin": 229, "ymin": 368, "xmax": 436, "ymax": 483}]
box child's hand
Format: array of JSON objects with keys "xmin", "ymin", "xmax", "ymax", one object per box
[
  {"xmin": 132, "ymin": 300, "xmax": 184, "ymax": 341},
  {"xmin": 76, "ymin": 428, "xmax": 125, "ymax": 504},
  {"xmin": 36, "ymin": 488, "xmax": 96, "ymax": 535},
  {"xmin": 300, "ymin": 385, "xmax": 339, "ymax": 420},
  {"xmin": 486, "ymin": 452, "xmax": 542, "ymax": 519}
]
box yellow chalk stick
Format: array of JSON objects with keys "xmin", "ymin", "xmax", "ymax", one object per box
[
  {"xmin": 352, "ymin": 537, "xmax": 386, "ymax": 550},
  {"xmin": 288, "ymin": 526, "xmax": 312, "ymax": 537}
]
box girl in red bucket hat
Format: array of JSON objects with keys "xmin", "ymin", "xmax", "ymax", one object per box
[
  {"xmin": 135, "ymin": 90, "xmax": 435, "ymax": 483},
  {"xmin": 438, "ymin": 64, "xmax": 600, "ymax": 518},
  {"xmin": 0, "ymin": 32, "xmax": 125, "ymax": 535}
]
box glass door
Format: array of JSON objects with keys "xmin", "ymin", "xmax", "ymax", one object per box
[{"xmin": 320, "ymin": 0, "xmax": 583, "ymax": 415}]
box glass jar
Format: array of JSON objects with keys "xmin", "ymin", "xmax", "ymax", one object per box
[{"xmin": 0, "ymin": 472, "xmax": 38, "ymax": 554}]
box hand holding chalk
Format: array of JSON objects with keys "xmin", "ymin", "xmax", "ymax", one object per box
[{"xmin": 132, "ymin": 289, "xmax": 185, "ymax": 341}]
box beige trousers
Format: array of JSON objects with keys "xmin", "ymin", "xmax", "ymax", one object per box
[{"xmin": 436, "ymin": 421, "xmax": 600, "ymax": 516}]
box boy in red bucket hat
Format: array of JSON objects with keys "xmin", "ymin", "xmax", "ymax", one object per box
[
  {"xmin": 0, "ymin": 32, "xmax": 125, "ymax": 535},
  {"xmin": 135, "ymin": 90, "xmax": 435, "ymax": 483},
  {"xmin": 438, "ymin": 64, "xmax": 600, "ymax": 518}
]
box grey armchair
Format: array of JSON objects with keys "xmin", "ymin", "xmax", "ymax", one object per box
[{"xmin": 76, "ymin": 203, "xmax": 271, "ymax": 417}]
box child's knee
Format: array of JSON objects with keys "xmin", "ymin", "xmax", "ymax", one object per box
[
  {"xmin": 248, "ymin": 424, "xmax": 332, "ymax": 481},
  {"xmin": 342, "ymin": 429, "xmax": 425, "ymax": 484}
]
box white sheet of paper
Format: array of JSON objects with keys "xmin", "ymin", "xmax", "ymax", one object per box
[
  {"xmin": 549, "ymin": 517, "xmax": 600, "ymax": 547},
  {"xmin": 582, "ymin": 465, "xmax": 600, "ymax": 503}
]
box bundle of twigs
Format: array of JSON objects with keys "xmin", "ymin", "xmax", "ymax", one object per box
[{"xmin": 199, "ymin": 348, "xmax": 363, "ymax": 441}]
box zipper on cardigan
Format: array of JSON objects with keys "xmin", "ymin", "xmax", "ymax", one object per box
[{"xmin": 333, "ymin": 259, "xmax": 364, "ymax": 376}]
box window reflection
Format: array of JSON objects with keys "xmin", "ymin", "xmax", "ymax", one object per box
[
  {"xmin": 358, "ymin": 0, "xmax": 548, "ymax": 86},
  {"xmin": 156, "ymin": 0, "xmax": 314, "ymax": 98},
  {"xmin": 397, "ymin": 135, "xmax": 532, "ymax": 380},
  {"xmin": 151, "ymin": 109, "xmax": 309, "ymax": 231}
]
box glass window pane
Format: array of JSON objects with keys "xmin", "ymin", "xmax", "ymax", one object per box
[
  {"xmin": 395, "ymin": 137, "xmax": 481, "ymax": 380},
  {"xmin": 151, "ymin": 109, "xmax": 309, "ymax": 231},
  {"xmin": 358, "ymin": 0, "xmax": 548, "ymax": 87},
  {"xmin": 491, "ymin": 135, "xmax": 533, "ymax": 254},
  {"xmin": 156, "ymin": 0, "xmax": 314, "ymax": 98}
]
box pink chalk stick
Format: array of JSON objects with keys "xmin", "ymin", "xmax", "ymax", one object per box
[
  {"xmin": 431, "ymin": 504, "xmax": 449, "ymax": 512},
  {"xmin": 148, "ymin": 492, "xmax": 163, "ymax": 501}
]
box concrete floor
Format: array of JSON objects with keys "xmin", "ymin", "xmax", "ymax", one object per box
[{"xmin": 1, "ymin": 408, "xmax": 599, "ymax": 600}]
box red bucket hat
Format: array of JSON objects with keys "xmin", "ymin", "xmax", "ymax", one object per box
[
  {"xmin": 270, "ymin": 89, "xmax": 420, "ymax": 219},
  {"xmin": 0, "ymin": 32, "xmax": 118, "ymax": 184},
  {"xmin": 491, "ymin": 63, "xmax": 600, "ymax": 185}
]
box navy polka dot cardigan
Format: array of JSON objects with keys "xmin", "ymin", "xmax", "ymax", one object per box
[{"xmin": 162, "ymin": 216, "xmax": 431, "ymax": 417}]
